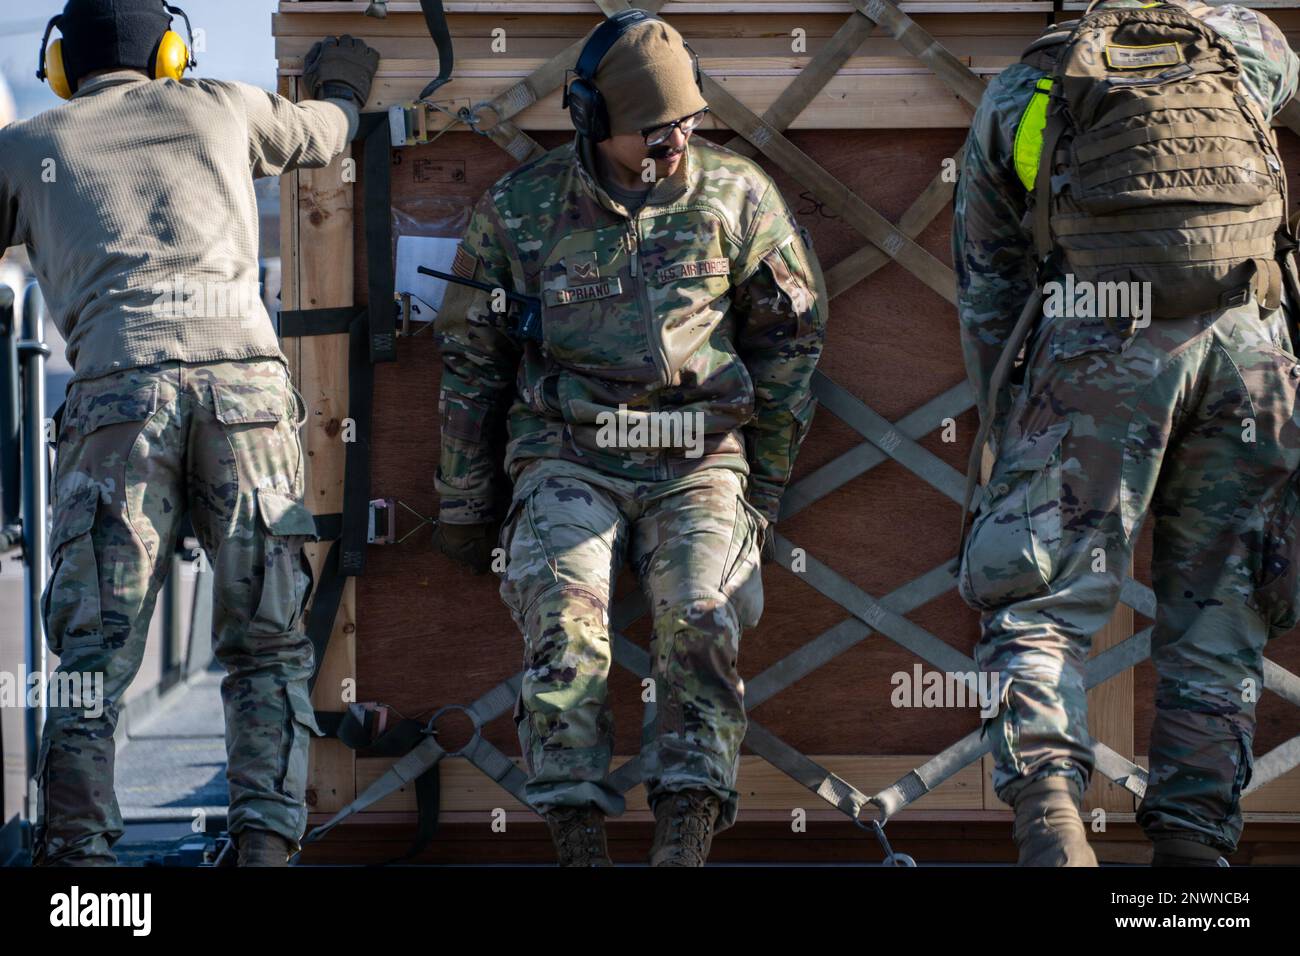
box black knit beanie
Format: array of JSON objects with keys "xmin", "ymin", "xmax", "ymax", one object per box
[{"xmin": 59, "ymin": 0, "xmax": 173, "ymax": 93}]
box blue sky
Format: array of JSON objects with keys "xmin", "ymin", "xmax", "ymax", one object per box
[{"xmin": 0, "ymin": 1, "xmax": 279, "ymax": 119}]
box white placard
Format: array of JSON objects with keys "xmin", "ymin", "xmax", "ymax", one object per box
[{"xmin": 394, "ymin": 235, "xmax": 462, "ymax": 322}]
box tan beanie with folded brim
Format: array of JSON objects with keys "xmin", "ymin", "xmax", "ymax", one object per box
[{"xmin": 588, "ymin": 19, "xmax": 708, "ymax": 136}]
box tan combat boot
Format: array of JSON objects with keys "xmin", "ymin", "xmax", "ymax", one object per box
[
  {"xmin": 544, "ymin": 806, "xmax": 613, "ymax": 866},
  {"xmin": 1151, "ymin": 838, "xmax": 1228, "ymax": 867},
  {"xmin": 235, "ymin": 828, "xmax": 294, "ymax": 867},
  {"xmin": 649, "ymin": 790, "xmax": 721, "ymax": 867},
  {"xmin": 1012, "ymin": 776, "xmax": 1098, "ymax": 867}
]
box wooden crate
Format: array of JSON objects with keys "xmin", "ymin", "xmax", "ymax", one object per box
[{"xmin": 276, "ymin": 0, "xmax": 1300, "ymax": 863}]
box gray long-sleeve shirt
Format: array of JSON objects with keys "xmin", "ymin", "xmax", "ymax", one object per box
[{"xmin": 0, "ymin": 70, "xmax": 356, "ymax": 383}]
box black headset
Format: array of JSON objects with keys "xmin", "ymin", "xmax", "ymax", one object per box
[{"xmin": 562, "ymin": 9, "xmax": 702, "ymax": 142}]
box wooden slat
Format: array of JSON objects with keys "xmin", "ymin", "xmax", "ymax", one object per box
[
  {"xmin": 851, "ymin": 0, "xmax": 986, "ymax": 108},
  {"xmin": 270, "ymin": 11, "xmax": 1071, "ymax": 39},
  {"xmin": 348, "ymin": 750, "xmax": 1300, "ymax": 814},
  {"xmin": 274, "ymin": 34, "xmax": 1043, "ymax": 59},
  {"xmin": 352, "ymin": 71, "xmax": 981, "ymax": 127},
  {"xmin": 355, "ymin": 753, "xmax": 986, "ymax": 813},
  {"xmin": 728, "ymin": 12, "xmax": 877, "ymax": 158},
  {"xmin": 286, "ymin": 71, "xmax": 360, "ymax": 815}
]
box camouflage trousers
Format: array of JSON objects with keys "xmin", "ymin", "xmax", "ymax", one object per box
[
  {"xmin": 960, "ymin": 298, "xmax": 1300, "ymax": 853},
  {"xmin": 34, "ymin": 358, "xmax": 322, "ymax": 865},
  {"xmin": 500, "ymin": 458, "xmax": 766, "ymax": 831}
]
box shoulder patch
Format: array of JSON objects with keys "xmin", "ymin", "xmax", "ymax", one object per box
[
  {"xmin": 656, "ymin": 258, "xmax": 730, "ymax": 283},
  {"xmin": 452, "ymin": 243, "xmax": 478, "ymax": 280}
]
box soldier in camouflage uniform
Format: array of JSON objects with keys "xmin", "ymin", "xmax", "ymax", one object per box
[
  {"xmin": 433, "ymin": 13, "xmax": 827, "ymax": 865},
  {"xmin": 953, "ymin": 0, "xmax": 1300, "ymax": 865},
  {"xmin": 0, "ymin": 2, "xmax": 379, "ymax": 865}
]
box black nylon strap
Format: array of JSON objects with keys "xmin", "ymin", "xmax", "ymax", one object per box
[
  {"xmin": 394, "ymin": 768, "xmax": 442, "ymax": 864},
  {"xmin": 416, "ymin": 0, "xmax": 454, "ymax": 103},
  {"xmin": 361, "ymin": 113, "xmax": 397, "ymax": 364},
  {"xmin": 310, "ymin": 708, "xmax": 443, "ymax": 863},
  {"xmin": 280, "ymin": 308, "xmax": 362, "ymax": 338},
  {"xmin": 342, "ymin": 312, "xmax": 374, "ymax": 575},
  {"xmin": 313, "ymin": 512, "xmax": 343, "ymax": 542}
]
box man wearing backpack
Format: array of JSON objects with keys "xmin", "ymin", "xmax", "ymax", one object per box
[{"xmin": 953, "ymin": 0, "xmax": 1300, "ymax": 866}]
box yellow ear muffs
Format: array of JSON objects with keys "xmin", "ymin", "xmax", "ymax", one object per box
[
  {"xmin": 153, "ymin": 30, "xmax": 190, "ymax": 82},
  {"xmin": 45, "ymin": 38, "xmax": 74, "ymax": 100}
]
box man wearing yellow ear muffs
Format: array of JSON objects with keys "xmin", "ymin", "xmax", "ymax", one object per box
[{"xmin": 0, "ymin": 0, "xmax": 380, "ymax": 866}]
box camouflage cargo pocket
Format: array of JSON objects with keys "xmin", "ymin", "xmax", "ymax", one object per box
[
  {"xmin": 211, "ymin": 378, "xmax": 286, "ymax": 426},
  {"xmin": 252, "ymin": 488, "xmax": 320, "ymax": 635},
  {"xmin": 719, "ymin": 495, "xmax": 766, "ymax": 628},
  {"xmin": 64, "ymin": 379, "xmax": 160, "ymax": 440},
  {"xmin": 42, "ymin": 484, "xmax": 105, "ymax": 656},
  {"xmin": 960, "ymin": 421, "xmax": 1071, "ymax": 610},
  {"xmin": 279, "ymin": 682, "xmax": 324, "ymax": 801}
]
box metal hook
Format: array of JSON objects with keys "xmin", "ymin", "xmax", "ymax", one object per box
[{"xmin": 853, "ymin": 810, "xmax": 918, "ymax": 867}]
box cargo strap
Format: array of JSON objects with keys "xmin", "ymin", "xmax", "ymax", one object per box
[
  {"xmin": 414, "ymin": 0, "xmax": 455, "ymax": 104},
  {"xmin": 305, "ymin": 704, "xmax": 444, "ymax": 864},
  {"xmin": 301, "ymin": 686, "xmax": 532, "ymax": 861},
  {"xmin": 301, "ymin": 711, "xmax": 446, "ymax": 863}
]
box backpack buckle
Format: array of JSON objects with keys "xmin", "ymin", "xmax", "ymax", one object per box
[{"xmin": 1220, "ymin": 286, "xmax": 1251, "ymax": 308}]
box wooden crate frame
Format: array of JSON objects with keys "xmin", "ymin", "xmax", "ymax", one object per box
[{"xmin": 276, "ymin": 0, "xmax": 1300, "ymax": 855}]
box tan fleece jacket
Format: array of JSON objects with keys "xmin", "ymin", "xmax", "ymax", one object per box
[{"xmin": 0, "ymin": 70, "xmax": 355, "ymax": 383}]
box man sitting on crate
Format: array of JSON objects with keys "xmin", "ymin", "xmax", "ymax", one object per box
[
  {"xmin": 953, "ymin": 0, "xmax": 1300, "ymax": 866},
  {"xmin": 0, "ymin": 0, "xmax": 380, "ymax": 865},
  {"xmin": 432, "ymin": 10, "xmax": 828, "ymax": 866}
]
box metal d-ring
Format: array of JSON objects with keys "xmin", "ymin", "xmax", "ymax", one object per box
[
  {"xmin": 464, "ymin": 100, "xmax": 502, "ymax": 137},
  {"xmin": 422, "ymin": 703, "xmax": 482, "ymax": 758},
  {"xmin": 852, "ymin": 803, "xmax": 917, "ymax": 867}
]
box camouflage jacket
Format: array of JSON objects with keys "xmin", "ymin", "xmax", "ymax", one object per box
[
  {"xmin": 434, "ymin": 130, "xmax": 828, "ymax": 525},
  {"xmin": 952, "ymin": 0, "xmax": 1299, "ymax": 410}
]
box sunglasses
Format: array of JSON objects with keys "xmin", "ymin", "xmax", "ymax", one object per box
[{"xmin": 640, "ymin": 108, "xmax": 710, "ymax": 147}]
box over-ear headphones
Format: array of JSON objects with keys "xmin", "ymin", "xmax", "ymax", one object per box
[
  {"xmin": 37, "ymin": 2, "xmax": 197, "ymax": 100},
  {"xmin": 562, "ymin": 9, "xmax": 702, "ymax": 142}
]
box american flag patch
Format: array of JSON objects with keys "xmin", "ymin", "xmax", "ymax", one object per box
[{"xmin": 452, "ymin": 244, "xmax": 478, "ymax": 280}]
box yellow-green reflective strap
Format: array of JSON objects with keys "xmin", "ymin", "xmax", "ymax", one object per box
[{"xmin": 1014, "ymin": 77, "xmax": 1055, "ymax": 191}]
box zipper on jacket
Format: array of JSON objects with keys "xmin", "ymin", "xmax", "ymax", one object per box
[{"xmin": 625, "ymin": 215, "xmax": 669, "ymax": 478}]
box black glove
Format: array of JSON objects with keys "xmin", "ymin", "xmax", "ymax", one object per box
[
  {"xmin": 433, "ymin": 521, "xmax": 500, "ymax": 575},
  {"xmin": 303, "ymin": 35, "xmax": 381, "ymax": 107}
]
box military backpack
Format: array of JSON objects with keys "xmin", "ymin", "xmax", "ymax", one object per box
[{"xmin": 1014, "ymin": 0, "xmax": 1291, "ymax": 317}]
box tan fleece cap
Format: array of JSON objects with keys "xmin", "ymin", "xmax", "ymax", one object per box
[{"xmin": 588, "ymin": 19, "xmax": 708, "ymax": 136}]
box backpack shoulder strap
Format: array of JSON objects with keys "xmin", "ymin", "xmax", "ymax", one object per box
[{"xmin": 1033, "ymin": 105, "xmax": 1068, "ymax": 262}]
